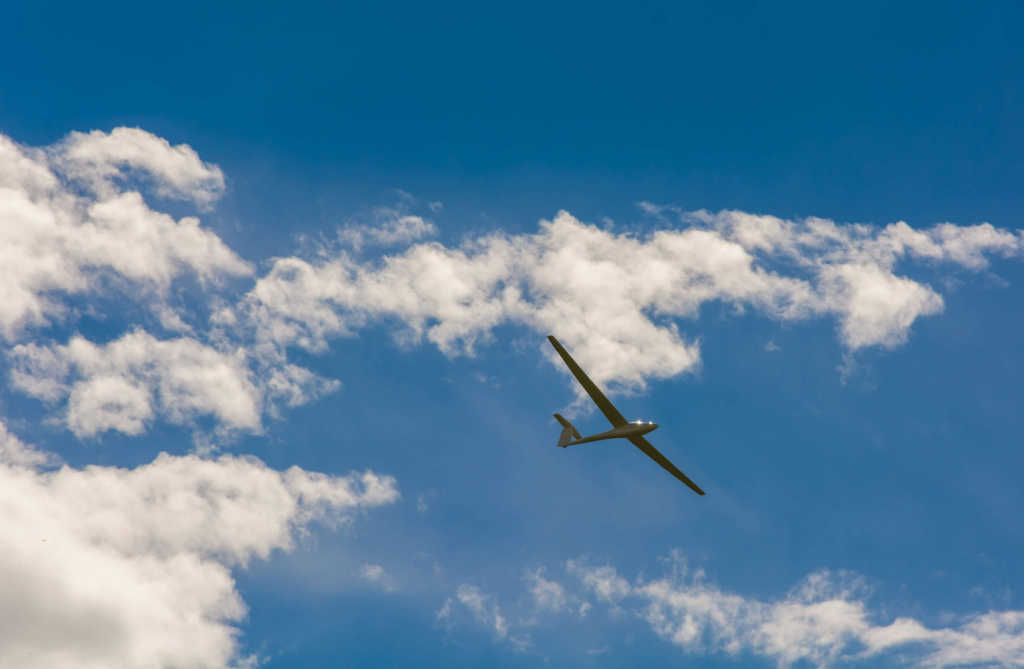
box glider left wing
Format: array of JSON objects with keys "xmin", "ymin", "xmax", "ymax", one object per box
[{"xmin": 547, "ymin": 336, "xmax": 627, "ymax": 428}]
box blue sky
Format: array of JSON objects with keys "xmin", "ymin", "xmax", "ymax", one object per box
[{"xmin": 1, "ymin": 2, "xmax": 1023, "ymax": 667}]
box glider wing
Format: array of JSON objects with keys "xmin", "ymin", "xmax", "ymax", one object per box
[
  {"xmin": 547, "ymin": 336, "xmax": 627, "ymax": 427},
  {"xmin": 629, "ymin": 435, "xmax": 705, "ymax": 495}
]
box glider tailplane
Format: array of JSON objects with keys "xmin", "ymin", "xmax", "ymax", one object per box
[{"xmin": 554, "ymin": 413, "xmax": 582, "ymax": 447}]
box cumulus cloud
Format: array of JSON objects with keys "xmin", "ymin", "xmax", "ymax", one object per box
[
  {"xmin": 0, "ymin": 128, "xmax": 249, "ymax": 341},
  {"xmin": 230, "ymin": 209, "xmax": 1021, "ymax": 393},
  {"xmin": 449, "ymin": 552, "xmax": 1024, "ymax": 667},
  {"xmin": 9, "ymin": 330, "xmax": 338, "ymax": 439},
  {"xmin": 819, "ymin": 262, "xmax": 943, "ymax": 349},
  {"xmin": 52, "ymin": 127, "xmax": 226, "ymax": 208},
  {"xmin": 0, "ymin": 446, "xmax": 398, "ymax": 669}
]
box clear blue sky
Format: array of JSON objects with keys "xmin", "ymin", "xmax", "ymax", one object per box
[{"xmin": 2, "ymin": 2, "xmax": 1023, "ymax": 667}]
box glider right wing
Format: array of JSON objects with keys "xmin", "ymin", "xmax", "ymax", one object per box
[
  {"xmin": 547, "ymin": 336, "xmax": 627, "ymax": 428},
  {"xmin": 629, "ymin": 435, "xmax": 706, "ymax": 496}
]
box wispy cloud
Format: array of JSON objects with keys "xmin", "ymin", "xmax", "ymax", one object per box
[
  {"xmin": 338, "ymin": 206, "xmax": 437, "ymax": 251},
  {"xmin": 525, "ymin": 567, "xmax": 568, "ymax": 612},
  {"xmin": 443, "ymin": 552, "xmax": 1024, "ymax": 667},
  {"xmin": 438, "ymin": 583, "xmax": 532, "ymax": 651},
  {"xmin": 359, "ymin": 563, "xmax": 398, "ymax": 592}
]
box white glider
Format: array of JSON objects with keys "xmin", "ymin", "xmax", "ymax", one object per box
[{"xmin": 548, "ymin": 335, "xmax": 705, "ymax": 495}]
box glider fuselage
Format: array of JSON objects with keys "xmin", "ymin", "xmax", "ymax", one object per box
[{"xmin": 563, "ymin": 421, "xmax": 659, "ymax": 447}]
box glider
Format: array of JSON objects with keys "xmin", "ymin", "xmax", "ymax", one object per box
[{"xmin": 548, "ymin": 335, "xmax": 705, "ymax": 495}]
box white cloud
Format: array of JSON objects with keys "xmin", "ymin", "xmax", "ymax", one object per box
[
  {"xmin": 236, "ymin": 235, "xmax": 521, "ymax": 357},
  {"xmin": 0, "ymin": 421, "xmax": 60, "ymax": 468},
  {"xmin": 0, "ymin": 447, "xmax": 398, "ymax": 669},
  {"xmin": 9, "ymin": 330, "xmax": 338, "ymax": 439},
  {"xmin": 359, "ymin": 563, "xmax": 397, "ymax": 592},
  {"xmin": 567, "ymin": 560, "xmax": 631, "ymax": 602},
  {"xmin": 564, "ymin": 553, "xmax": 1024, "ymax": 667},
  {"xmin": 460, "ymin": 585, "xmax": 508, "ymax": 638},
  {"xmin": 0, "ymin": 126, "xmax": 340, "ymax": 441},
  {"xmin": 233, "ymin": 209, "xmax": 1020, "ymax": 394},
  {"xmin": 262, "ymin": 362, "xmax": 341, "ymax": 415},
  {"xmin": 0, "ymin": 129, "xmax": 250, "ymax": 341},
  {"xmin": 338, "ymin": 206, "xmax": 437, "ymax": 250},
  {"xmin": 439, "ymin": 584, "xmax": 510, "ymax": 640},
  {"xmin": 4, "ymin": 125, "xmax": 1018, "ymax": 440},
  {"xmin": 633, "ymin": 558, "xmax": 1024, "ymax": 667},
  {"xmin": 819, "ymin": 263, "xmax": 944, "ymax": 349},
  {"xmin": 701, "ymin": 210, "xmax": 1021, "ymax": 273},
  {"xmin": 443, "ymin": 553, "xmax": 1024, "ymax": 666},
  {"xmin": 52, "ymin": 127, "xmax": 226, "ymax": 208},
  {"xmin": 10, "ymin": 332, "xmax": 258, "ymax": 437},
  {"xmin": 525, "ymin": 567, "xmax": 567, "ymax": 612},
  {"xmin": 78, "ymin": 192, "xmax": 248, "ymax": 286},
  {"xmin": 3, "ymin": 124, "xmax": 1018, "ymax": 418}
]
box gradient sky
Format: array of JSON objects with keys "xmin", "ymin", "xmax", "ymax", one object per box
[{"xmin": 2, "ymin": 2, "xmax": 1023, "ymax": 667}]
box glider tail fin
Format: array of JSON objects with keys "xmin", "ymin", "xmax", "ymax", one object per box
[{"xmin": 554, "ymin": 413, "xmax": 582, "ymax": 447}]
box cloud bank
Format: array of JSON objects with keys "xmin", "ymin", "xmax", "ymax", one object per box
[
  {"xmin": 5, "ymin": 125, "xmax": 1022, "ymax": 425},
  {"xmin": 4, "ymin": 126, "xmax": 1021, "ymax": 433},
  {"xmin": 233, "ymin": 208, "xmax": 1021, "ymax": 395},
  {"xmin": 443, "ymin": 552, "xmax": 1024, "ymax": 667}
]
